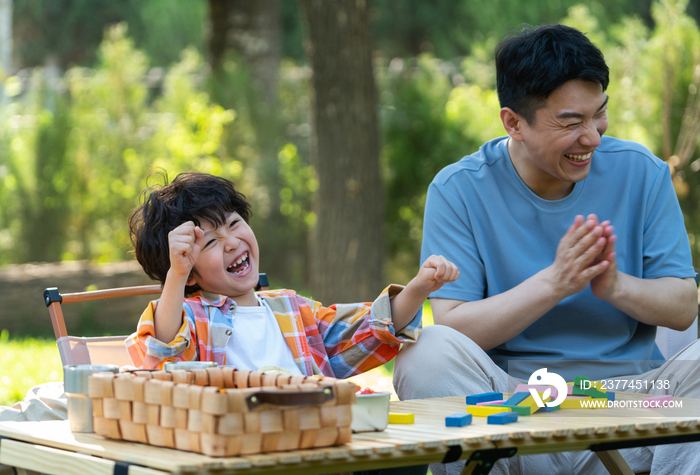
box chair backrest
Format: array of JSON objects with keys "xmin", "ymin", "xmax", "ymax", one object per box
[{"xmin": 44, "ymin": 273, "xmax": 269, "ymax": 367}]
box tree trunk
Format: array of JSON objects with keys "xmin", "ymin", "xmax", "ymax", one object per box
[{"xmin": 299, "ymin": 0, "xmax": 384, "ymax": 303}]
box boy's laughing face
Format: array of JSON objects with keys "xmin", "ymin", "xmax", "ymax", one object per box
[{"xmin": 187, "ymin": 211, "xmax": 260, "ymax": 306}]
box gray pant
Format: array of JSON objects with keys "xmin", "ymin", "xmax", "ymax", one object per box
[{"xmin": 393, "ymin": 325, "xmax": 700, "ymax": 475}]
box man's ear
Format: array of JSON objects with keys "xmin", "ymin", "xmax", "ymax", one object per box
[{"xmin": 500, "ymin": 107, "xmax": 524, "ymax": 142}]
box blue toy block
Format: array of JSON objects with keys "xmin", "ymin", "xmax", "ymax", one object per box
[
  {"xmin": 504, "ymin": 392, "xmax": 531, "ymax": 406},
  {"xmin": 536, "ymin": 405, "xmax": 560, "ymax": 413},
  {"xmin": 446, "ymin": 413, "xmax": 472, "ymax": 427},
  {"xmin": 466, "ymin": 392, "xmax": 503, "ymax": 405},
  {"xmin": 487, "ymin": 411, "xmax": 518, "ymax": 425},
  {"xmin": 607, "ymin": 391, "xmax": 615, "ymax": 402}
]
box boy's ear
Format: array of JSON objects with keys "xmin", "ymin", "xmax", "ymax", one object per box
[{"xmin": 186, "ymin": 272, "xmax": 197, "ymax": 287}]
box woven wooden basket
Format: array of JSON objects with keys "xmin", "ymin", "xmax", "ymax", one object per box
[{"xmin": 87, "ymin": 367, "xmax": 357, "ymax": 457}]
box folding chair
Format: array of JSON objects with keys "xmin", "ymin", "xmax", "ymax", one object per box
[{"xmin": 44, "ymin": 273, "xmax": 269, "ymax": 367}]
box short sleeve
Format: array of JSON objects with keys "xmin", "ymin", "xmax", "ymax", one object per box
[
  {"xmin": 642, "ymin": 164, "xmax": 695, "ymax": 279},
  {"xmin": 420, "ymin": 180, "xmax": 486, "ymax": 302}
]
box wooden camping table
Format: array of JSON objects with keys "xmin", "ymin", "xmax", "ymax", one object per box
[{"xmin": 2, "ymin": 392, "xmax": 700, "ymax": 475}]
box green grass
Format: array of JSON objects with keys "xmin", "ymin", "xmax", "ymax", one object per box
[{"xmin": 0, "ymin": 330, "xmax": 63, "ymax": 407}]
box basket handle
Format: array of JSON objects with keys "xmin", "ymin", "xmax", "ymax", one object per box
[{"xmin": 246, "ymin": 387, "xmax": 335, "ymax": 410}]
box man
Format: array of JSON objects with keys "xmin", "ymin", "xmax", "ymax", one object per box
[{"xmin": 394, "ymin": 24, "xmax": 700, "ymax": 475}]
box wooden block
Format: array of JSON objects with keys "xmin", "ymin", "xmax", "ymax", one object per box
[
  {"xmin": 515, "ymin": 393, "xmax": 549, "ymax": 412},
  {"xmin": 144, "ymin": 380, "xmax": 162, "ymax": 405},
  {"xmin": 176, "ymin": 408, "xmax": 188, "ymax": 429},
  {"xmin": 151, "ymin": 370, "xmax": 172, "ymax": 381},
  {"xmin": 244, "ymin": 412, "xmax": 261, "ymax": 433},
  {"xmin": 218, "ymin": 412, "xmax": 244, "ymax": 435},
  {"xmin": 446, "ymin": 413, "xmax": 472, "ymax": 427},
  {"xmin": 222, "ymin": 366, "xmax": 236, "ymax": 388},
  {"xmin": 188, "ymin": 384, "xmax": 204, "ymax": 410},
  {"xmin": 262, "ymin": 372, "xmax": 279, "ymax": 387},
  {"xmin": 160, "ymin": 380, "xmax": 175, "ymax": 406},
  {"xmin": 514, "ymin": 384, "xmax": 560, "ymax": 400},
  {"xmin": 132, "ymin": 401, "xmax": 148, "ymax": 424},
  {"xmin": 536, "ymin": 405, "xmax": 560, "ymax": 413},
  {"xmin": 466, "ymin": 392, "xmax": 503, "ymax": 405},
  {"xmin": 249, "ymin": 371, "xmax": 262, "ymax": 388},
  {"xmin": 147, "ymin": 404, "xmax": 160, "ymax": 426},
  {"xmin": 299, "ymin": 429, "xmax": 318, "ymax": 450},
  {"xmin": 488, "ymin": 412, "xmax": 518, "ymax": 425},
  {"xmin": 192, "ymin": 369, "xmax": 209, "ymax": 386},
  {"xmin": 201, "ymin": 387, "xmax": 227, "ymax": 415},
  {"xmin": 262, "ymin": 432, "xmax": 281, "ymax": 452},
  {"xmin": 320, "ymin": 405, "xmax": 338, "ymax": 428},
  {"xmin": 467, "ymin": 406, "xmax": 510, "ymax": 417},
  {"xmin": 314, "ymin": 427, "xmax": 339, "ymax": 447},
  {"xmin": 146, "ymin": 425, "xmax": 165, "ymax": 447},
  {"xmin": 161, "ymin": 405, "xmax": 177, "ymax": 428},
  {"xmin": 336, "ymin": 405, "xmax": 352, "ymax": 427},
  {"xmin": 170, "ymin": 370, "xmax": 192, "ymax": 384},
  {"xmin": 240, "ymin": 432, "xmax": 263, "ymax": 454},
  {"xmin": 276, "ymin": 431, "xmax": 301, "ymax": 451},
  {"xmin": 490, "ymin": 404, "xmax": 531, "ymax": 416},
  {"xmin": 607, "ymin": 391, "xmax": 616, "ymax": 402},
  {"xmin": 102, "ymin": 398, "xmax": 121, "ymax": 419},
  {"xmin": 235, "ymin": 369, "xmax": 251, "ymax": 388},
  {"xmin": 175, "ymin": 428, "xmax": 191, "ymax": 452},
  {"xmin": 504, "ymin": 392, "xmax": 531, "ymax": 406},
  {"xmin": 206, "ymin": 367, "xmax": 224, "ymax": 388},
  {"xmin": 92, "ymin": 398, "xmax": 104, "ymax": 417},
  {"xmin": 202, "ymin": 413, "xmax": 218, "ymax": 433},
  {"xmin": 388, "ymin": 413, "xmax": 415, "ymax": 424},
  {"xmin": 574, "ymin": 376, "xmax": 590, "ymax": 387},
  {"xmin": 260, "ymin": 410, "xmax": 284, "ymax": 433},
  {"xmin": 119, "ymin": 400, "xmax": 132, "ymax": 420},
  {"xmin": 297, "ymin": 407, "xmax": 321, "ymax": 430},
  {"xmin": 187, "ymin": 409, "xmax": 202, "ymax": 432},
  {"xmin": 283, "ymin": 409, "xmax": 301, "ymax": 431},
  {"xmin": 113, "ymin": 377, "xmax": 135, "ymax": 401}
]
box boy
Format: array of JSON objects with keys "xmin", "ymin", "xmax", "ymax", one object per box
[{"xmin": 126, "ymin": 172, "xmax": 459, "ymax": 377}]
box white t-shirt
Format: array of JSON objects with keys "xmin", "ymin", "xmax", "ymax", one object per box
[{"xmin": 225, "ymin": 296, "xmax": 302, "ymax": 375}]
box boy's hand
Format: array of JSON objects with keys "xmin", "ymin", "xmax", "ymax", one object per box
[
  {"xmin": 168, "ymin": 221, "xmax": 205, "ymax": 278},
  {"xmin": 415, "ymin": 255, "xmax": 460, "ymax": 293}
]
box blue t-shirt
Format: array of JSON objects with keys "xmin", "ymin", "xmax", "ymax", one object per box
[{"xmin": 421, "ymin": 136, "xmax": 695, "ymax": 380}]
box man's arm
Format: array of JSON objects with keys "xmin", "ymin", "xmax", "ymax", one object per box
[{"xmin": 432, "ymin": 215, "xmax": 610, "ymax": 351}]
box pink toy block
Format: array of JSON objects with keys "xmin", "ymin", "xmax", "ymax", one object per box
[
  {"xmin": 513, "ymin": 384, "xmax": 559, "ymax": 400},
  {"xmin": 642, "ymin": 395, "xmax": 673, "ymax": 409},
  {"xmin": 476, "ymin": 400, "xmax": 506, "ymax": 406}
]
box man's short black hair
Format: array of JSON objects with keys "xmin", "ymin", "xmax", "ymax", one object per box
[
  {"xmin": 495, "ymin": 24, "xmax": 609, "ymax": 123},
  {"xmin": 129, "ymin": 172, "xmax": 251, "ymax": 295}
]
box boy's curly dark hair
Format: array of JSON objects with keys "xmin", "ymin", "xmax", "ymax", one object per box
[{"xmin": 129, "ymin": 172, "xmax": 251, "ymax": 295}]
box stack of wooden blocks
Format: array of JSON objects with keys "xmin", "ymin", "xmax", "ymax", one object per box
[{"xmin": 87, "ymin": 367, "xmax": 357, "ymax": 456}]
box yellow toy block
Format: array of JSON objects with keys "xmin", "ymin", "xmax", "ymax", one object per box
[
  {"xmin": 467, "ymin": 406, "xmax": 511, "ymax": 417},
  {"xmin": 388, "ymin": 413, "xmax": 415, "ymax": 424},
  {"xmin": 559, "ymin": 397, "xmax": 607, "ymax": 409}
]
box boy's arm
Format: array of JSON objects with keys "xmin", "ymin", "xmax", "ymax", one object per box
[
  {"xmin": 390, "ymin": 255, "xmax": 459, "ymax": 332},
  {"xmin": 154, "ymin": 221, "xmax": 204, "ymax": 342}
]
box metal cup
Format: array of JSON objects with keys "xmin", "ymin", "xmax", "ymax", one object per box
[{"xmin": 64, "ymin": 364, "xmax": 119, "ymax": 433}]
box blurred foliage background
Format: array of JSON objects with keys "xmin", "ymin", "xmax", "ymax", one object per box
[{"xmin": 1, "ymin": 0, "xmax": 700, "ymax": 300}]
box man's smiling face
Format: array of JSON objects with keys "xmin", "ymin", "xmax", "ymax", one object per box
[{"xmin": 505, "ymin": 79, "xmax": 609, "ymax": 200}]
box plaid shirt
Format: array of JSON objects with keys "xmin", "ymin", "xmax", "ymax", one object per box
[{"xmin": 125, "ymin": 285, "xmax": 421, "ymax": 378}]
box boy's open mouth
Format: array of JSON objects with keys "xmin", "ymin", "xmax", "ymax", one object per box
[{"xmin": 227, "ymin": 252, "xmax": 249, "ymax": 275}]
